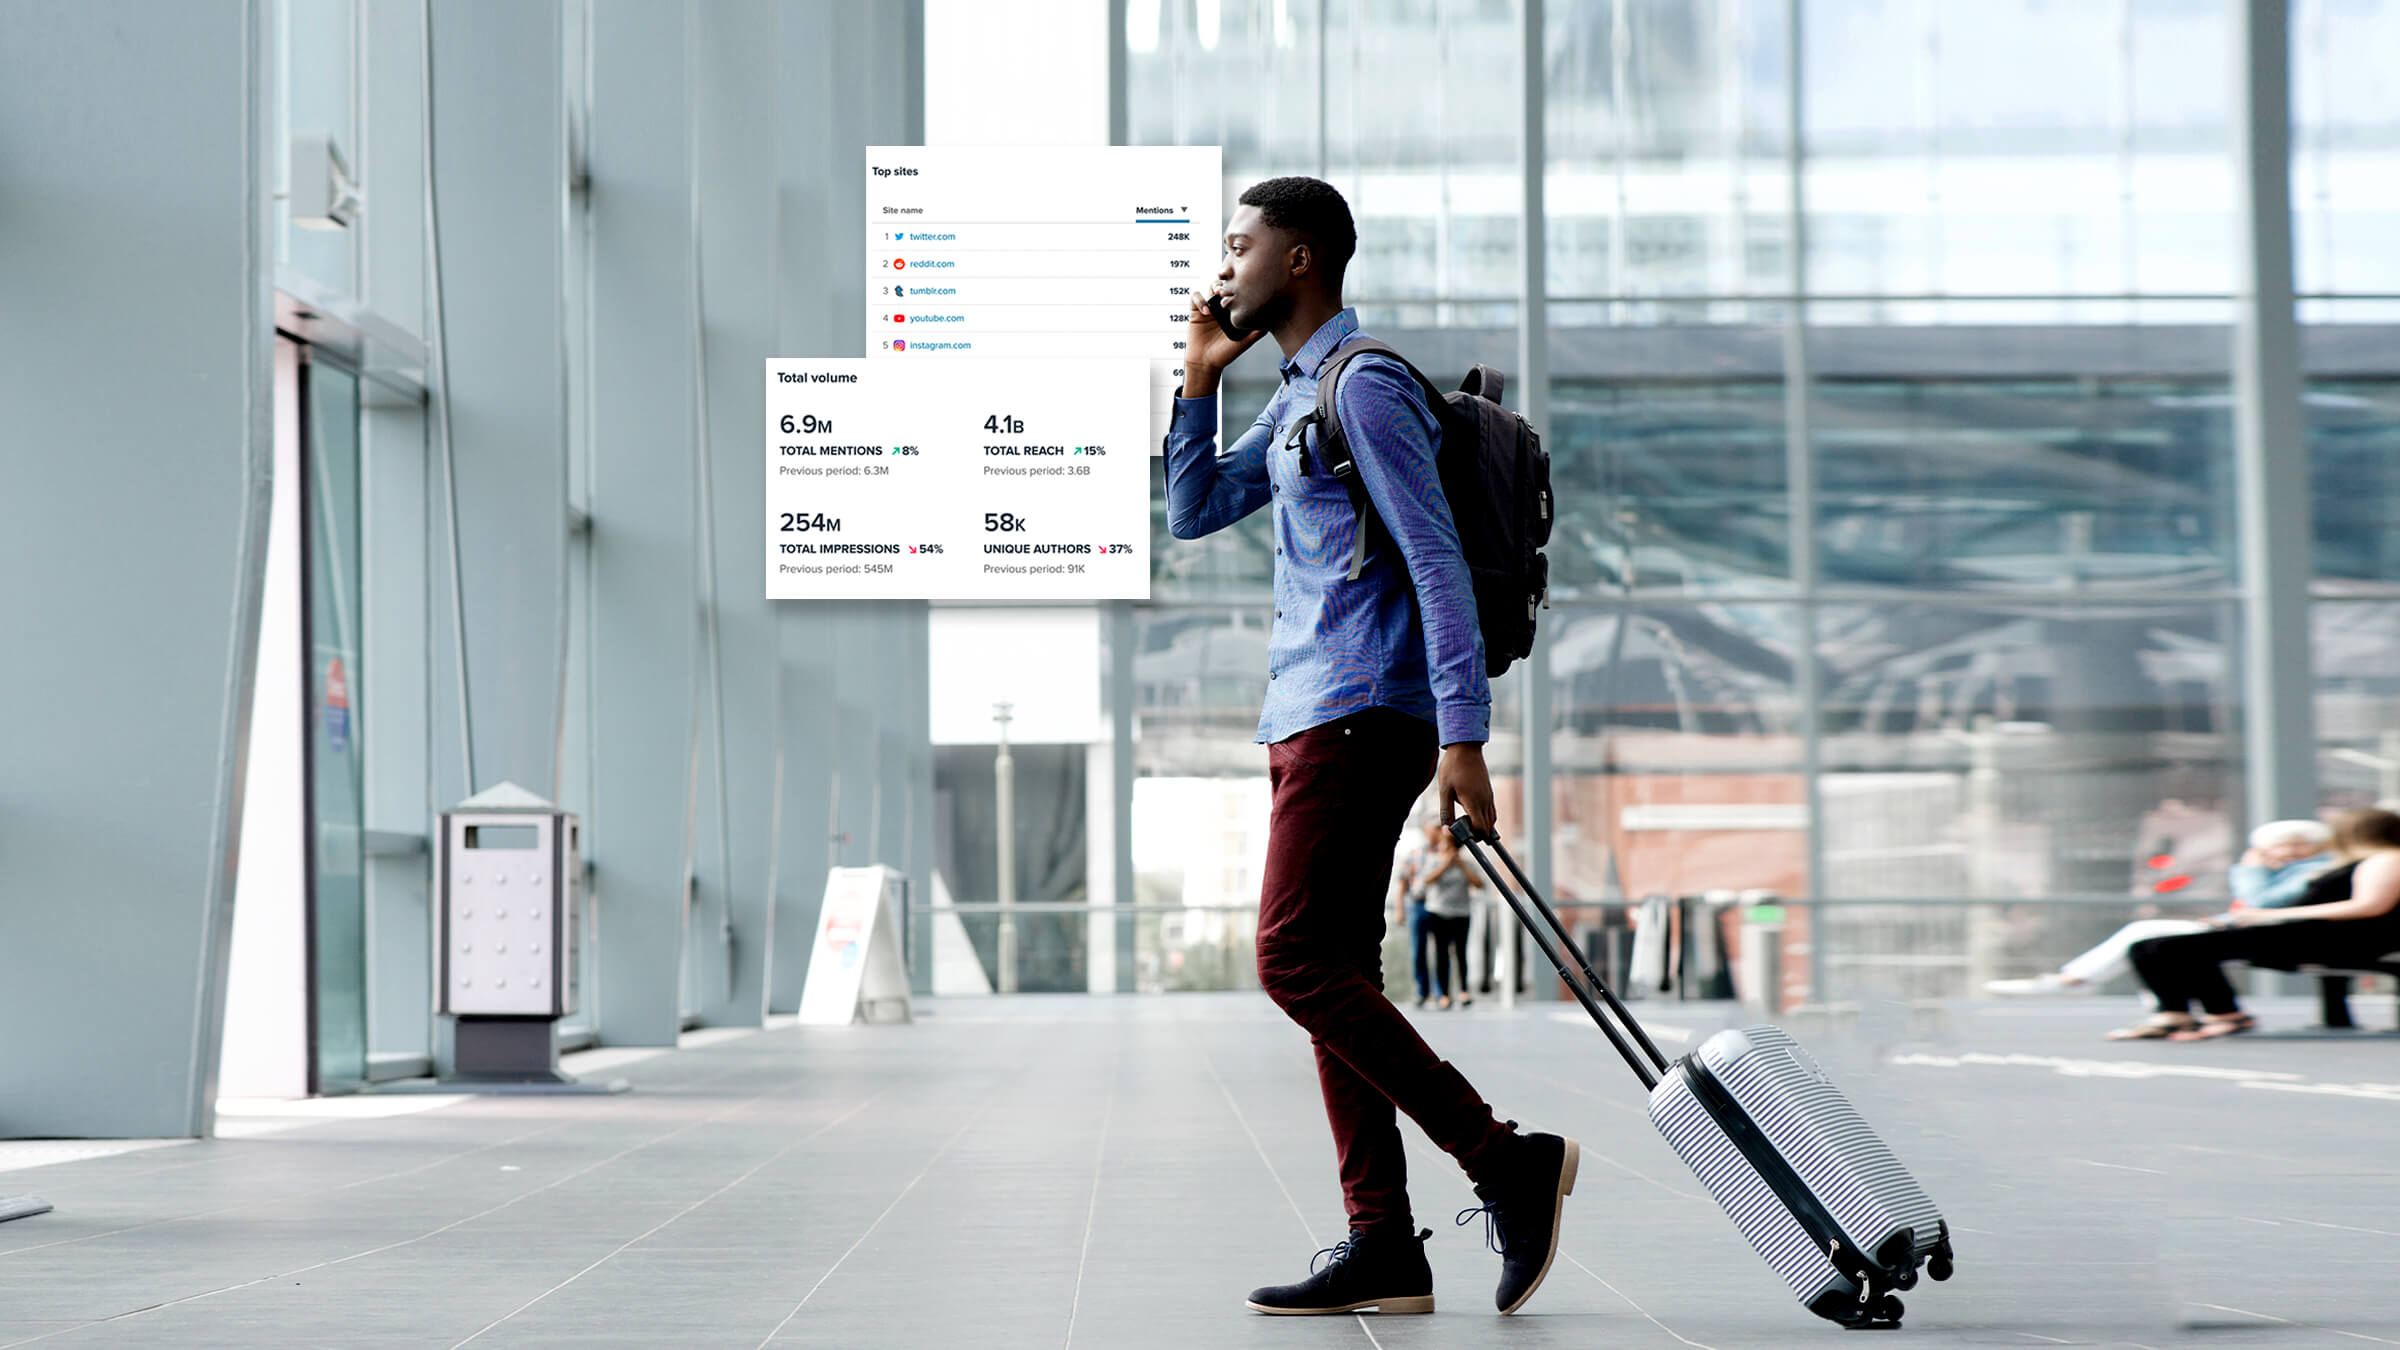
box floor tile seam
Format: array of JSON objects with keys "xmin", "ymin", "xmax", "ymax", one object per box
[
  {"xmin": 1387, "ymin": 1122, "xmax": 1722, "ymax": 1346},
  {"xmin": 0, "ymin": 1056, "xmax": 783, "ymax": 1264},
  {"xmin": 750, "ymin": 1043, "xmax": 1052, "ymax": 1350},
  {"xmin": 1060, "ymin": 1040, "xmax": 1120, "ymax": 1350},
  {"xmin": 2189, "ymin": 1301, "xmax": 2400, "ymax": 1346},
  {"xmin": 1191, "ymin": 1041, "xmax": 1380, "ymax": 1349},
  {"xmin": 1554, "ymin": 1248, "xmax": 1728, "ymax": 1350},
  {"xmin": 441, "ymin": 1084, "xmax": 898, "ymax": 1348},
  {"xmin": 0, "ymin": 1061, "xmax": 839, "ymax": 1346}
]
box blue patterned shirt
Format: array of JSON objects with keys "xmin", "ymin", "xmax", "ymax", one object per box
[{"xmin": 1164, "ymin": 307, "xmax": 1490, "ymax": 747}]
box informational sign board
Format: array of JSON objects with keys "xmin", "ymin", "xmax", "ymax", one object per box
[
  {"xmin": 863, "ymin": 144, "xmax": 1221, "ymax": 449},
  {"xmin": 797, "ymin": 865, "xmax": 913, "ymax": 1025},
  {"xmin": 763, "ymin": 357, "xmax": 1149, "ymax": 601}
]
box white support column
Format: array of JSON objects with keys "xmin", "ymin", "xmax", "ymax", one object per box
[
  {"xmin": 2231, "ymin": 0, "xmax": 2317, "ymax": 825},
  {"xmin": 1514, "ymin": 0, "xmax": 1551, "ymax": 1005},
  {"xmin": 1785, "ymin": 0, "xmax": 1830, "ymax": 1009}
]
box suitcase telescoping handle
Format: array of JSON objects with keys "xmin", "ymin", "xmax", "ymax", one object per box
[{"xmin": 1448, "ymin": 819, "xmax": 1672, "ymax": 1091}]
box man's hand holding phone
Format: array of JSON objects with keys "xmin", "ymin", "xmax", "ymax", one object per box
[{"xmin": 1182, "ymin": 290, "xmax": 1264, "ymax": 398}]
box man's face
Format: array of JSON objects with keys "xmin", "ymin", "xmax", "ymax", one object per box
[{"xmin": 1215, "ymin": 204, "xmax": 1301, "ymax": 333}]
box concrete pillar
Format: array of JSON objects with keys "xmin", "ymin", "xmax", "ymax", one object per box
[
  {"xmin": 586, "ymin": 0, "xmax": 697, "ymax": 1047},
  {"xmin": 2231, "ymin": 0, "xmax": 2317, "ymax": 824},
  {"xmin": 0, "ymin": 3, "xmax": 272, "ymax": 1137},
  {"xmin": 426, "ymin": 0, "xmax": 570, "ymax": 798},
  {"xmin": 691, "ymin": 0, "xmax": 785, "ymax": 1028}
]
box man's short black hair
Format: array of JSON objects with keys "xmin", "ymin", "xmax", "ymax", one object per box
[{"xmin": 1237, "ymin": 176, "xmax": 1356, "ymax": 283}]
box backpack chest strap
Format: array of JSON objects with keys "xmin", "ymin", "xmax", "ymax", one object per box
[{"xmin": 1292, "ymin": 339, "xmax": 1440, "ymax": 582}]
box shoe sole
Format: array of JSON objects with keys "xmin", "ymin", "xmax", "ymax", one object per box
[
  {"xmin": 1498, "ymin": 1137, "xmax": 1579, "ymax": 1317},
  {"xmin": 1245, "ymin": 1295, "xmax": 1435, "ymax": 1316}
]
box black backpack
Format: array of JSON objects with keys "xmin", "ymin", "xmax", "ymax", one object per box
[{"xmin": 1288, "ymin": 339, "xmax": 1552, "ymax": 677}]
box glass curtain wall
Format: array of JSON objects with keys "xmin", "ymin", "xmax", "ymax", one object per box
[{"xmin": 1126, "ymin": 0, "xmax": 2400, "ymax": 1001}]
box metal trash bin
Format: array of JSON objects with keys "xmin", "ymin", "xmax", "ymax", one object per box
[{"xmin": 438, "ymin": 782, "xmax": 582, "ymax": 1084}]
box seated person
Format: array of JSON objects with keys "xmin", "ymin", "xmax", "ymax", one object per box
[
  {"xmin": 2106, "ymin": 807, "xmax": 2400, "ymax": 1041},
  {"xmin": 1986, "ymin": 819, "xmax": 2336, "ymax": 996}
]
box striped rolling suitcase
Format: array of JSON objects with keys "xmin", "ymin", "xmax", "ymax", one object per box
[{"xmin": 1450, "ymin": 822, "xmax": 1955, "ymax": 1330}]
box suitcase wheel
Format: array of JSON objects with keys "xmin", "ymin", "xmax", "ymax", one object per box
[
  {"xmin": 1928, "ymin": 1251, "xmax": 1954, "ymax": 1282},
  {"xmin": 1838, "ymin": 1294, "xmax": 1904, "ymax": 1330}
]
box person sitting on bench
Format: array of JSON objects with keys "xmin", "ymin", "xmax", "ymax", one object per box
[
  {"xmin": 1986, "ymin": 819, "xmax": 2336, "ymax": 997},
  {"xmin": 2105, "ymin": 807, "xmax": 2400, "ymax": 1041}
]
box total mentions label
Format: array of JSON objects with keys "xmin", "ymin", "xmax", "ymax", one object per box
[{"xmin": 763, "ymin": 358, "xmax": 1150, "ymax": 600}]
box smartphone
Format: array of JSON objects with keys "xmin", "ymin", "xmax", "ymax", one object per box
[{"xmin": 1204, "ymin": 291, "xmax": 1251, "ymax": 341}]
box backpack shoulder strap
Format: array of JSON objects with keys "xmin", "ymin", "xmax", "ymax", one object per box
[{"xmin": 1288, "ymin": 338, "xmax": 1443, "ymax": 581}]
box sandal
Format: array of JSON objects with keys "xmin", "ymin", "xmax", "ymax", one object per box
[
  {"xmin": 2168, "ymin": 1014, "xmax": 2256, "ymax": 1042},
  {"xmin": 2104, "ymin": 1015, "xmax": 2195, "ymax": 1041}
]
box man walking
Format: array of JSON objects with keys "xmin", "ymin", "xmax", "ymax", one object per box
[{"xmin": 1162, "ymin": 176, "xmax": 1579, "ymax": 1318}]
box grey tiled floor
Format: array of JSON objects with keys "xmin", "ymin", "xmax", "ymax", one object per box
[{"xmin": 5, "ymin": 992, "xmax": 2400, "ymax": 1347}]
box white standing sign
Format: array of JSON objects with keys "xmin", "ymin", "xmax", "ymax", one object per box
[{"xmin": 798, "ymin": 865, "xmax": 914, "ymax": 1025}]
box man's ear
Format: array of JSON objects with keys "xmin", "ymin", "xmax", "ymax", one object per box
[{"xmin": 1287, "ymin": 241, "xmax": 1312, "ymax": 281}]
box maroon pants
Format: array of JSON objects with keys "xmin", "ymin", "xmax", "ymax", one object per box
[{"xmin": 1257, "ymin": 706, "xmax": 1519, "ymax": 1235}]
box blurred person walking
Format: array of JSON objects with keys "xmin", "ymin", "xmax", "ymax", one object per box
[
  {"xmin": 1420, "ymin": 824, "xmax": 1481, "ymax": 1009},
  {"xmin": 1393, "ymin": 822, "xmax": 1442, "ymax": 1008}
]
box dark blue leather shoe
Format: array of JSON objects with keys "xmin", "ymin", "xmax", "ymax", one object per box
[
  {"xmin": 1245, "ymin": 1224, "xmax": 1436, "ymax": 1315},
  {"xmin": 1459, "ymin": 1127, "xmax": 1580, "ymax": 1314}
]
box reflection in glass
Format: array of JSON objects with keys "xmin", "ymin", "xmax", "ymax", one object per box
[
  {"xmin": 1549, "ymin": 378, "xmax": 1790, "ymax": 594},
  {"xmin": 304, "ymin": 358, "xmax": 368, "ymax": 1093},
  {"xmin": 2313, "ymin": 600, "xmax": 2400, "ymax": 812},
  {"xmin": 1126, "ymin": 0, "xmax": 1519, "ymax": 329},
  {"xmin": 933, "ymin": 743, "xmax": 1089, "ymax": 994},
  {"xmin": 2292, "ymin": 0, "xmax": 2400, "ymax": 297},
  {"xmin": 1545, "ymin": 0, "xmax": 1792, "ymax": 318},
  {"xmin": 1814, "ymin": 377, "xmax": 2234, "ymax": 591},
  {"xmin": 1134, "ymin": 606, "xmax": 1272, "ymax": 778},
  {"xmin": 1545, "ymin": 604, "xmax": 1805, "ymax": 912},
  {"xmin": 1803, "ymin": 0, "xmax": 2233, "ymax": 305},
  {"xmin": 1133, "ymin": 777, "xmax": 1272, "ymax": 992},
  {"xmin": 1815, "ymin": 600, "xmax": 2241, "ymax": 998},
  {"xmin": 2309, "ymin": 382, "xmax": 2400, "ymax": 584}
]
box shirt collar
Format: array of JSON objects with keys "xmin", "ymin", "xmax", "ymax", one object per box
[{"xmin": 1278, "ymin": 307, "xmax": 1361, "ymax": 384}]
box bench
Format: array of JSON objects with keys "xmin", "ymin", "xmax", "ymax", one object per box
[{"xmin": 2247, "ymin": 953, "xmax": 2400, "ymax": 1033}]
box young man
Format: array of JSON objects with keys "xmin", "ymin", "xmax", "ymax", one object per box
[{"xmin": 1162, "ymin": 176, "xmax": 1579, "ymax": 1318}]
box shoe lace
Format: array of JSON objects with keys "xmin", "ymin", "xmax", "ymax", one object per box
[
  {"xmin": 1309, "ymin": 1235, "xmax": 1360, "ymax": 1275},
  {"xmin": 1455, "ymin": 1199, "xmax": 1506, "ymax": 1255},
  {"xmin": 1456, "ymin": 1119, "xmax": 1522, "ymax": 1255}
]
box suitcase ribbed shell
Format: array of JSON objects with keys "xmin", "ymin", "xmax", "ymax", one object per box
[
  {"xmin": 1647, "ymin": 1026, "xmax": 1945, "ymax": 1307},
  {"xmin": 1649, "ymin": 1065, "xmax": 1851, "ymax": 1305}
]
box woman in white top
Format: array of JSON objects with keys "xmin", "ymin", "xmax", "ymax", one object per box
[{"xmin": 1418, "ymin": 827, "xmax": 1483, "ymax": 1009}]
